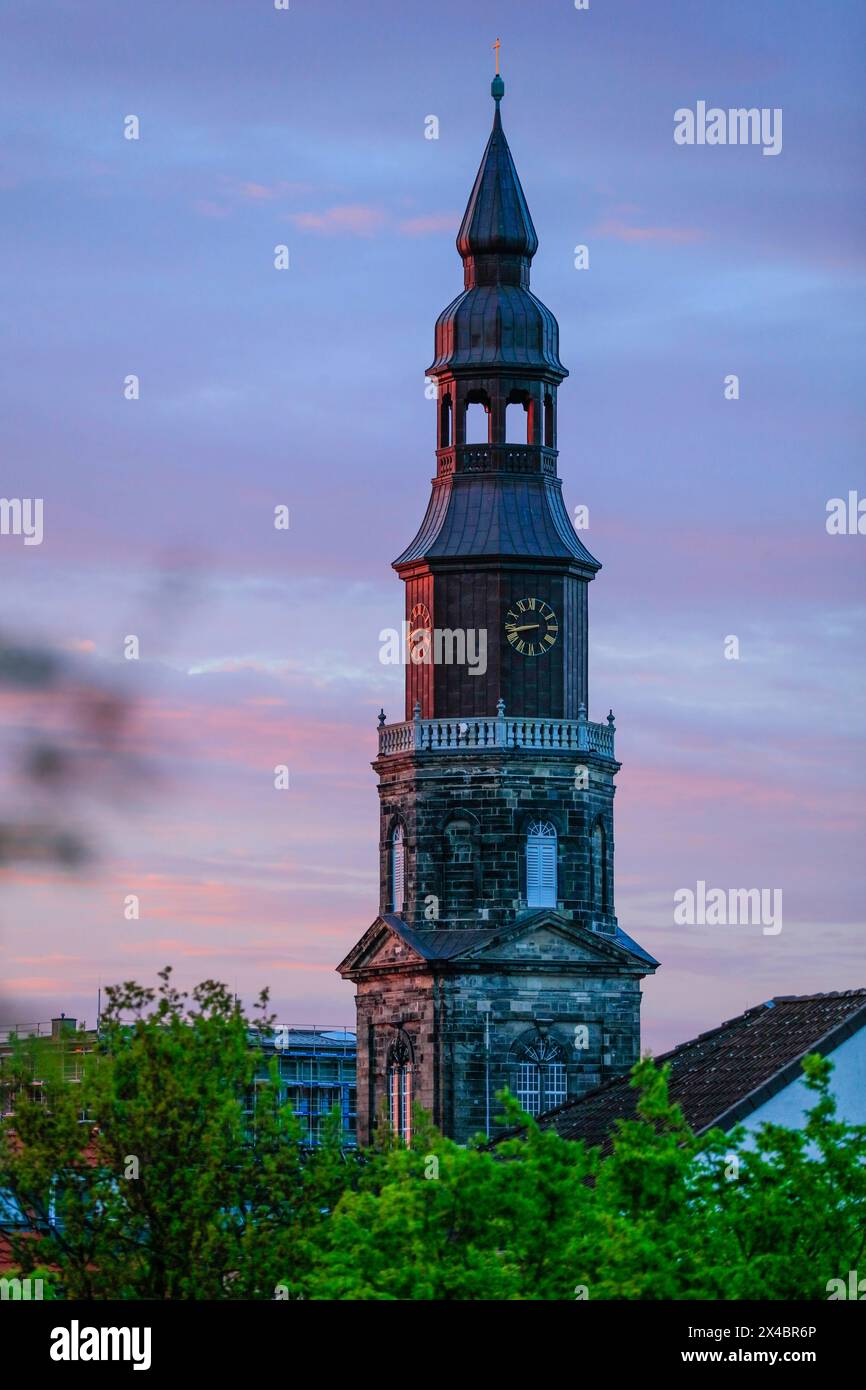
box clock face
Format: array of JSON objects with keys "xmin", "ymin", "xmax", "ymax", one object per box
[
  {"xmin": 504, "ymin": 597, "xmax": 558, "ymax": 657},
  {"xmin": 409, "ymin": 603, "xmax": 431, "ymax": 638}
]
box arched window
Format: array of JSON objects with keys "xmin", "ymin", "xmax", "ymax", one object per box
[
  {"xmin": 387, "ymin": 1033, "xmax": 413, "ymax": 1143},
  {"xmin": 514, "ymin": 1035, "xmax": 567, "ymax": 1117},
  {"xmin": 526, "ymin": 820, "xmax": 557, "ymax": 908},
  {"xmin": 543, "ymin": 393, "xmax": 555, "ymax": 447},
  {"xmin": 505, "ymin": 395, "xmax": 529, "ymax": 443},
  {"xmin": 444, "ymin": 815, "xmax": 475, "ymax": 921},
  {"xmin": 439, "ymin": 393, "xmax": 452, "ymax": 448},
  {"xmin": 591, "ymin": 820, "xmax": 606, "ymax": 913},
  {"xmin": 464, "ymin": 391, "xmax": 490, "ymax": 444},
  {"xmin": 391, "ymin": 825, "xmax": 405, "ymax": 913}
]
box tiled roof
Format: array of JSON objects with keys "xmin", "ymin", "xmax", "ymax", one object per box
[{"xmin": 539, "ymin": 990, "xmax": 866, "ymax": 1146}]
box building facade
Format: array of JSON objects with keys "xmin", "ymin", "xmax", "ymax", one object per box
[
  {"xmin": 0, "ymin": 1015, "xmax": 95, "ymax": 1120},
  {"xmin": 246, "ymin": 1027, "xmax": 357, "ymax": 1148},
  {"xmin": 338, "ymin": 72, "xmax": 658, "ymax": 1146}
]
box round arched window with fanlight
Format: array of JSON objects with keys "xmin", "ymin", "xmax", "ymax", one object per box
[
  {"xmin": 526, "ymin": 820, "xmax": 557, "ymax": 908},
  {"xmin": 512, "ymin": 1035, "xmax": 567, "ymax": 1117}
]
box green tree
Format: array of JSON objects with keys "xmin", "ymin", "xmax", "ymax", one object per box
[
  {"xmin": 5, "ymin": 972, "xmax": 865, "ymax": 1302},
  {"xmin": 0, "ymin": 969, "xmax": 357, "ymax": 1299}
]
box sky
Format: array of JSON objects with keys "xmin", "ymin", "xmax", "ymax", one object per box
[{"xmin": 0, "ymin": 0, "xmax": 864, "ymax": 1054}]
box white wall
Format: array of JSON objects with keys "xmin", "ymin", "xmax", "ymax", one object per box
[{"xmin": 739, "ymin": 1025, "xmax": 866, "ymax": 1137}]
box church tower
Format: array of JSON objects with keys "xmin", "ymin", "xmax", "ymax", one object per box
[{"xmin": 338, "ymin": 69, "xmax": 658, "ymax": 1146}]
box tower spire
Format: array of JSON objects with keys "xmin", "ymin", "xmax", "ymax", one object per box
[{"xmin": 456, "ymin": 66, "xmax": 537, "ymax": 282}]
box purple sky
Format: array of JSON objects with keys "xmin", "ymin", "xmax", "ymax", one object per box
[{"xmin": 1, "ymin": 0, "xmax": 864, "ymax": 1053}]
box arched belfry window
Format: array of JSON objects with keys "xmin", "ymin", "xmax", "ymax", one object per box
[
  {"xmin": 513, "ymin": 1035, "xmax": 567, "ymax": 1117},
  {"xmin": 391, "ymin": 825, "xmax": 405, "ymax": 914},
  {"xmin": 464, "ymin": 390, "xmax": 491, "ymax": 445},
  {"xmin": 526, "ymin": 820, "xmax": 557, "ymax": 908},
  {"xmin": 591, "ymin": 820, "xmax": 606, "ymax": 913},
  {"xmin": 544, "ymin": 393, "xmax": 555, "ymax": 448},
  {"xmin": 505, "ymin": 391, "xmax": 530, "ymax": 444},
  {"xmin": 439, "ymin": 393, "xmax": 452, "ymax": 448},
  {"xmin": 387, "ymin": 1032, "xmax": 413, "ymax": 1143}
]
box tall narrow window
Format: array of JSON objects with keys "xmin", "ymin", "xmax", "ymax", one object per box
[
  {"xmin": 505, "ymin": 399, "xmax": 528, "ymax": 443},
  {"xmin": 591, "ymin": 820, "xmax": 606, "ymax": 913},
  {"xmin": 544, "ymin": 393, "xmax": 554, "ymax": 447},
  {"xmin": 439, "ymin": 393, "xmax": 452, "ymax": 448},
  {"xmin": 514, "ymin": 1036, "xmax": 567, "ymax": 1117},
  {"xmin": 464, "ymin": 390, "xmax": 491, "ymax": 445},
  {"xmin": 391, "ymin": 825, "xmax": 405, "ymax": 913},
  {"xmin": 387, "ymin": 1034, "xmax": 413, "ymax": 1143},
  {"xmin": 526, "ymin": 820, "xmax": 557, "ymax": 908},
  {"xmin": 444, "ymin": 816, "xmax": 474, "ymax": 921}
]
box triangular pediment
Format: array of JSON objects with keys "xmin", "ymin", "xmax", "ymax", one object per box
[
  {"xmin": 336, "ymin": 915, "xmax": 428, "ymax": 977},
  {"xmin": 337, "ymin": 911, "xmax": 657, "ymax": 977}
]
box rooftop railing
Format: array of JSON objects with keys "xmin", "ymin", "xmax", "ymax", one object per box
[{"xmin": 377, "ymin": 701, "xmax": 616, "ymax": 759}]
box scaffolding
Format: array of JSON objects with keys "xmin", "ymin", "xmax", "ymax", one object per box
[{"xmin": 246, "ymin": 1026, "xmax": 357, "ymax": 1147}]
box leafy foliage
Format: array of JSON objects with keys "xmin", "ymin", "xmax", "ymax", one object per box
[{"xmin": 2, "ymin": 974, "xmax": 864, "ymax": 1300}]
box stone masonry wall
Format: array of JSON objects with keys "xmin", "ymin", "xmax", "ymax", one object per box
[{"xmin": 375, "ymin": 747, "xmax": 619, "ymax": 933}]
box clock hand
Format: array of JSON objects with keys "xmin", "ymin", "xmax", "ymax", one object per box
[{"xmin": 510, "ymin": 623, "xmax": 540, "ymax": 632}]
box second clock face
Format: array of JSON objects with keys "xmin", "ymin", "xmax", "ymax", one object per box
[
  {"xmin": 504, "ymin": 597, "xmax": 558, "ymax": 657},
  {"xmin": 409, "ymin": 603, "xmax": 431, "ymax": 637}
]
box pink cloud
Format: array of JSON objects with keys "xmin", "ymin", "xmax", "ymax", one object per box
[
  {"xmin": 594, "ymin": 217, "xmax": 706, "ymax": 245},
  {"xmin": 239, "ymin": 181, "xmax": 278, "ymax": 201},
  {"xmin": 193, "ymin": 199, "xmax": 230, "ymax": 219},
  {"xmin": 288, "ymin": 204, "xmax": 386, "ymax": 236},
  {"xmin": 232, "ymin": 179, "xmax": 316, "ymax": 202},
  {"xmin": 398, "ymin": 213, "xmax": 458, "ymax": 236}
]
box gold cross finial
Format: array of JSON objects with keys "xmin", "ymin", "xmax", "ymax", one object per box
[{"xmin": 493, "ymin": 37, "xmax": 501, "ymax": 75}]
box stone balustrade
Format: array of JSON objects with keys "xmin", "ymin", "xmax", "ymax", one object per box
[{"xmin": 377, "ymin": 703, "xmax": 616, "ymax": 759}]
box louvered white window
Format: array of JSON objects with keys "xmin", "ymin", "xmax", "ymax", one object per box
[
  {"xmin": 391, "ymin": 825, "xmax": 405, "ymax": 913},
  {"xmin": 526, "ymin": 820, "xmax": 557, "ymax": 908}
]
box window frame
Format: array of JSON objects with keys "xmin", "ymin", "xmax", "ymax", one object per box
[{"xmin": 526, "ymin": 819, "xmax": 557, "ymax": 908}]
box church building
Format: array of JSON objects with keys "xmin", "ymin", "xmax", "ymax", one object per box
[{"xmin": 338, "ymin": 68, "xmax": 658, "ymax": 1146}]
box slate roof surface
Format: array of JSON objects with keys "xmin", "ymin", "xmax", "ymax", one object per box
[
  {"xmin": 539, "ymin": 990, "xmax": 866, "ymax": 1147},
  {"xmin": 393, "ymin": 475, "xmax": 599, "ymax": 569},
  {"xmin": 429, "ymin": 284, "xmax": 566, "ymax": 376},
  {"xmin": 456, "ymin": 102, "xmax": 538, "ymax": 260},
  {"xmin": 379, "ymin": 914, "xmax": 659, "ymax": 969}
]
